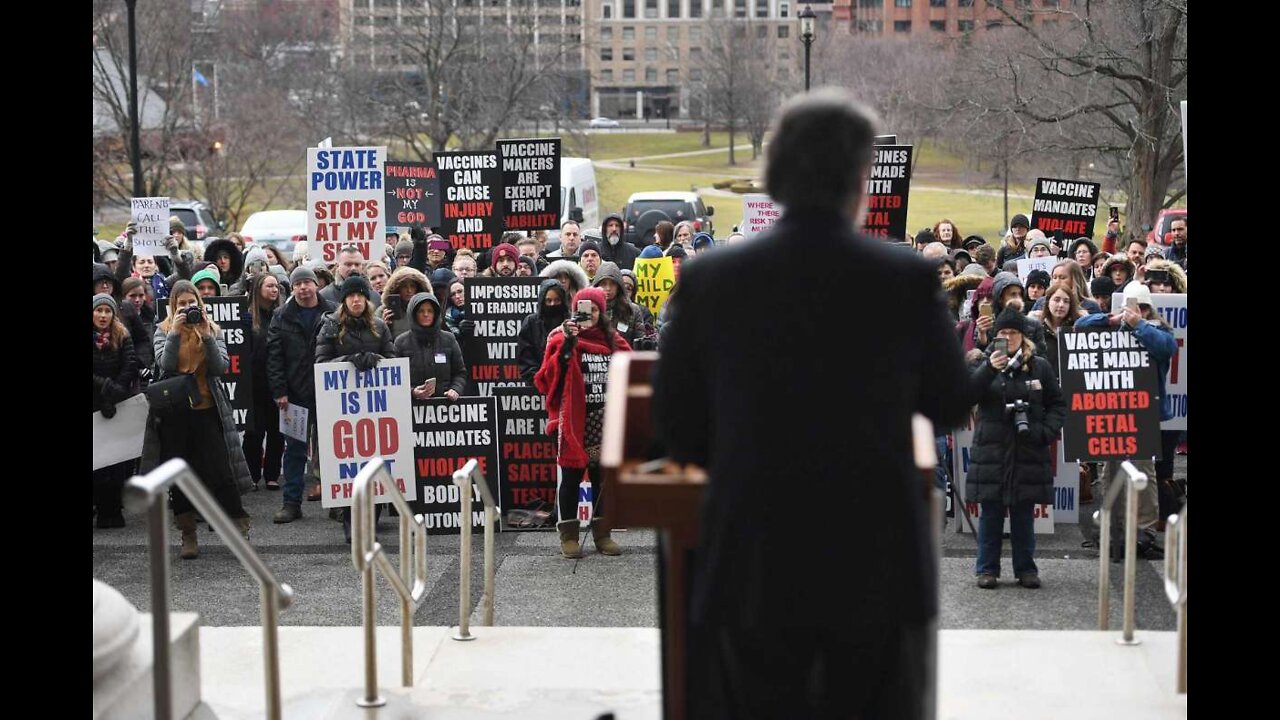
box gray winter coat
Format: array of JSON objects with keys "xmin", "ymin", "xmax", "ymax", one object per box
[
  {"xmin": 139, "ymin": 327, "xmax": 253, "ymax": 494},
  {"xmin": 392, "ymin": 294, "xmax": 468, "ymax": 396}
]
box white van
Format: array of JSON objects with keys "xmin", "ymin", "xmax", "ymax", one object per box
[{"xmin": 560, "ymin": 157, "xmax": 599, "ymax": 231}]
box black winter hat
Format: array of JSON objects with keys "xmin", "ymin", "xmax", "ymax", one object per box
[
  {"xmin": 963, "ymin": 235, "xmax": 988, "ymax": 250},
  {"xmin": 1025, "ymin": 269, "xmax": 1052, "ymax": 289},
  {"xmin": 1090, "ymin": 276, "xmax": 1116, "ymax": 299},
  {"xmin": 914, "ymin": 228, "xmax": 936, "ymax": 247},
  {"xmin": 994, "ymin": 306, "xmax": 1026, "ymax": 333},
  {"xmin": 338, "ymin": 275, "xmax": 374, "ymax": 303},
  {"xmin": 578, "ymin": 240, "xmax": 602, "ymax": 257},
  {"xmin": 1010, "ymin": 214, "xmax": 1031, "ymax": 229}
]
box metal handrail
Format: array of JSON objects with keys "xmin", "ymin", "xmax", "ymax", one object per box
[
  {"xmin": 125, "ymin": 458, "xmax": 294, "ymax": 720},
  {"xmin": 452, "ymin": 459, "xmax": 499, "ymax": 641},
  {"xmin": 1095, "ymin": 460, "xmax": 1148, "ymax": 643},
  {"xmin": 1163, "ymin": 503, "xmax": 1187, "ymax": 694},
  {"xmin": 349, "ymin": 457, "xmax": 430, "ymax": 708}
]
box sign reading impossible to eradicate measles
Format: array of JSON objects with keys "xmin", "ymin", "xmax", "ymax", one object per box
[
  {"xmin": 131, "ymin": 197, "xmax": 170, "ymax": 257},
  {"xmin": 494, "ymin": 387, "xmax": 558, "ymax": 531},
  {"xmin": 463, "ymin": 277, "xmax": 543, "ymax": 396},
  {"xmin": 411, "ymin": 396, "xmax": 501, "ymax": 535},
  {"xmin": 436, "ymin": 150, "xmax": 504, "ymax": 251},
  {"xmin": 498, "ymin": 138, "xmax": 561, "ymax": 232},
  {"xmin": 313, "ymin": 358, "xmax": 416, "ymax": 509},
  {"xmin": 741, "ymin": 193, "xmax": 782, "ymax": 239},
  {"xmin": 860, "ymin": 145, "xmax": 912, "ymax": 242},
  {"xmin": 633, "ymin": 256, "xmax": 676, "ymax": 317},
  {"xmin": 1031, "ymin": 177, "xmax": 1101, "ymax": 240},
  {"xmin": 1059, "ymin": 328, "xmax": 1162, "ymax": 462},
  {"xmin": 384, "ymin": 161, "xmax": 441, "ymax": 230},
  {"xmin": 307, "ymin": 146, "xmax": 387, "ymax": 262}
]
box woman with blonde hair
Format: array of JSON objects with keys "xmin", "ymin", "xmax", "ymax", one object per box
[
  {"xmin": 139, "ymin": 280, "xmax": 253, "ymax": 558},
  {"xmin": 1034, "ymin": 259, "xmax": 1102, "ymax": 315},
  {"xmin": 1028, "ymin": 280, "xmax": 1086, "ymax": 377}
]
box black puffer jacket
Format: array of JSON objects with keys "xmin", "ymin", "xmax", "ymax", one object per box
[
  {"xmin": 315, "ymin": 313, "xmax": 396, "ymax": 364},
  {"xmin": 93, "ymin": 333, "xmax": 139, "ymax": 414},
  {"xmin": 516, "ymin": 279, "xmax": 569, "ymax": 385},
  {"xmin": 392, "ymin": 294, "xmax": 467, "ymax": 395},
  {"xmin": 266, "ymin": 295, "xmax": 336, "ymax": 410},
  {"xmin": 964, "ymin": 349, "xmax": 1067, "ymax": 505}
]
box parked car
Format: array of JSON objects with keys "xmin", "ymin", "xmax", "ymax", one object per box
[
  {"xmin": 239, "ymin": 210, "xmax": 307, "ymax": 258},
  {"xmin": 1147, "ymin": 208, "xmax": 1187, "ymax": 246},
  {"xmin": 170, "ymin": 200, "xmax": 224, "ymax": 243},
  {"xmin": 589, "ymin": 117, "xmax": 620, "ymax": 129},
  {"xmin": 622, "ymin": 191, "xmax": 715, "ymax": 248}
]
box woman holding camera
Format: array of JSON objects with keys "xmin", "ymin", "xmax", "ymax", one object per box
[
  {"xmin": 966, "ymin": 307, "xmax": 1067, "ymax": 589},
  {"xmin": 314, "ymin": 275, "xmax": 397, "ymax": 543},
  {"xmin": 139, "ymin": 280, "xmax": 253, "ymax": 559},
  {"xmin": 534, "ymin": 288, "xmax": 632, "ymax": 559}
]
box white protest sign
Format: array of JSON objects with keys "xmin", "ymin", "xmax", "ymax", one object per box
[
  {"xmin": 131, "ymin": 197, "xmax": 170, "ymax": 257},
  {"xmin": 307, "ymin": 146, "xmax": 387, "ymax": 264},
  {"xmin": 1112, "ymin": 292, "xmax": 1187, "ymax": 431},
  {"xmin": 1016, "ymin": 256, "xmax": 1057, "ymax": 285},
  {"xmin": 314, "ymin": 358, "xmax": 416, "ymax": 508},
  {"xmin": 1053, "ymin": 439, "xmax": 1079, "ymax": 524},
  {"xmin": 93, "ymin": 394, "xmax": 149, "ymax": 470},
  {"xmin": 741, "ymin": 193, "xmax": 782, "ymax": 239},
  {"xmin": 279, "ymin": 403, "xmax": 309, "ymax": 442}
]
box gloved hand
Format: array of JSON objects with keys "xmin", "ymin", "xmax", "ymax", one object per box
[
  {"xmin": 352, "ymin": 352, "xmax": 380, "ymax": 372},
  {"xmin": 93, "ymin": 376, "xmax": 107, "ymax": 394},
  {"xmin": 458, "ymin": 319, "xmax": 475, "ymax": 338},
  {"xmin": 410, "ymin": 227, "xmax": 427, "ymax": 245},
  {"xmin": 100, "ymin": 400, "xmax": 117, "ymax": 419}
]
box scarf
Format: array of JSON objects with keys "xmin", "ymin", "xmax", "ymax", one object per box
[{"xmin": 534, "ymin": 327, "xmax": 631, "ymax": 468}]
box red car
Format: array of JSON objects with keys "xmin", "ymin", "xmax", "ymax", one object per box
[{"xmin": 1148, "ymin": 208, "xmax": 1187, "ymax": 246}]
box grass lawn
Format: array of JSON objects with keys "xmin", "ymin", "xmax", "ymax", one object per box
[{"xmin": 567, "ymin": 131, "xmax": 734, "ymax": 160}]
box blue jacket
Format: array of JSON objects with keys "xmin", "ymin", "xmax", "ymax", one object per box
[{"xmin": 1076, "ymin": 313, "xmax": 1178, "ymax": 421}]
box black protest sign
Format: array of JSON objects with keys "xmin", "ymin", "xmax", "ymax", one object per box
[
  {"xmin": 436, "ymin": 150, "xmax": 504, "ymax": 252},
  {"xmin": 494, "ymin": 387, "xmax": 558, "ymax": 531},
  {"xmin": 463, "ymin": 277, "xmax": 542, "ymax": 396},
  {"xmin": 410, "ymin": 397, "xmax": 501, "ymax": 535},
  {"xmin": 861, "ymin": 144, "xmax": 912, "ymax": 241},
  {"xmin": 158, "ymin": 295, "xmax": 253, "ymax": 430},
  {"xmin": 497, "ymin": 138, "xmax": 561, "ymax": 232},
  {"xmin": 384, "ymin": 161, "xmax": 441, "ymax": 229},
  {"xmin": 1031, "ymin": 177, "xmax": 1101, "ymax": 239},
  {"xmin": 1059, "ymin": 328, "xmax": 1162, "ymax": 462}
]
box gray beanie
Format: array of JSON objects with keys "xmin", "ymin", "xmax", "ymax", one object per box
[
  {"xmin": 394, "ymin": 238, "xmax": 414, "ymax": 257},
  {"xmin": 92, "ymin": 293, "xmax": 119, "ymax": 314},
  {"xmin": 290, "ymin": 265, "xmax": 318, "ymax": 285},
  {"xmin": 1026, "ymin": 236, "xmax": 1053, "ymax": 256},
  {"xmin": 243, "ymin": 246, "xmax": 269, "ymax": 270}
]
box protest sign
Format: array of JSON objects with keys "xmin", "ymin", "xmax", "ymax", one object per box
[
  {"xmin": 951, "ymin": 412, "xmax": 1056, "ymax": 534},
  {"xmin": 1031, "ymin": 177, "xmax": 1101, "ymax": 240},
  {"xmin": 131, "ymin": 197, "xmax": 170, "ymax": 257},
  {"xmin": 1059, "ymin": 328, "xmax": 1162, "ymax": 462},
  {"xmin": 436, "ymin": 150, "xmax": 504, "ymax": 252},
  {"xmin": 1108, "ymin": 292, "xmax": 1186, "ymax": 431},
  {"xmin": 1016, "ymin": 257, "xmax": 1058, "ymax": 285},
  {"xmin": 741, "ymin": 193, "xmax": 782, "ymax": 239},
  {"xmin": 314, "ymin": 358, "xmax": 416, "ymax": 508},
  {"xmin": 633, "ymin": 256, "xmax": 676, "ymax": 317},
  {"xmin": 411, "ymin": 397, "xmax": 501, "ymax": 535},
  {"xmin": 1052, "ymin": 439, "xmax": 1079, "ymax": 524},
  {"xmin": 279, "ymin": 403, "xmax": 309, "ymax": 442},
  {"xmin": 860, "ymin": 145, "xmax": 912, "ymax": 241},
  {"xmin": 158, "ymin": 295, "xmax": 253, "ymax": 430},
  {"xmin": 307, "ymin": 146, "xmax": 387, "ymax": 262},
  {"xmin": 497, "ymin": 138, "xmax": 561, "ymax": 231},
  {"xmin": 494, "ymin": 387, "xmax": 558, "ymax": 530},
  {"xmin": 93, "ymin": 394, "xmax": 148, "ymax": 470},
  {"xmin": 463, "ymin": 277, "xmax": 542, "ymax": 396},
  {"xmin": 384, "ymin": 161, "xmax": 441, "ymax": 230}
]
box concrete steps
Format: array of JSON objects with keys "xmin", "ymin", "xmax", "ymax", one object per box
[
  {"xmin": 93, "ymin": 612, "xmax": 202, "ymax": 720},
  {"xmin": 191, "ymin": 626, "xmax": 1184, "ymax": 720}
]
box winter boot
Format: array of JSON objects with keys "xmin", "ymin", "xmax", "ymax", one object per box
[
  {"xmin": 557, "ymin": 520, "xmax": 584, "ymax": 559},
  {"xmin": 237, "ymin": 516, "xmax": 252, "ymax": 541},
  {"xmin": 176, "ymin": 512, "xmax": 199, "ymax": 560},
  {"xmin": 273, "ymin": 503, "xmax": 302, "ymax": 524},
  {"xmin": 591, "ymin": 517, "xmax": 622, "ymax": 556}
]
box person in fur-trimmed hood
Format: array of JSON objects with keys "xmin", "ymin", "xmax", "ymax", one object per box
[
  {"xmin": 380, "ymin": 265, "xmax": 434, "ymax": 337},
  {"xmin": 533, "ymin": 286, "xmax": 632, "ymax": 559},
  {"xmin": 203, "ymin": 238, "xmax": 246, "ymax": 290},
  {"xmin": 540, "ymin": 258, "xmax": 590, "ymax": 300},
  {"xmin": 1143, "ymin": 258, "xmax": 1187, "ymax": 294},
  {"xmin": 943, "ymin": 263, "xmax": 988, "ymax": 321},
  {"xmin": 1101, "ymin": 254, "xmax": 1136, "ymax": 291}
]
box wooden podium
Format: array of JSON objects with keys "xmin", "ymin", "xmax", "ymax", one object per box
[{"xmin": 601, "ymin": 352, "xmax": 941, "ymax": 720}]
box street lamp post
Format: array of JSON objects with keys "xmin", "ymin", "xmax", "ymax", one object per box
[
  {"xmin": 125, "ymin": 0, "xmax": 143, "ymax": 197},
  {"xmin": 799, "ymin": 4, "xmax": 816, "ymax": 92}
]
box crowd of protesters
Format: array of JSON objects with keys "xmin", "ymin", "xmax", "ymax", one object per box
[{"xmin": 93, "ymin": 205, "xmax": 1185, "ymax": 576}]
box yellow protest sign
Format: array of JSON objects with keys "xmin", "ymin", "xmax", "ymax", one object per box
[{"xmin": 633, "ymin": 256, "xmax": 676, "ymax": 317}]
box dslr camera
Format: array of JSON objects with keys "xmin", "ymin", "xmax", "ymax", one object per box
[
  {"xmin": 1005, "ymin": 399, "xmax": 1031, "ymax": 437},
  {"xmin": 183, "ymin": 305, "xmax": 204, "ymax": 325}
]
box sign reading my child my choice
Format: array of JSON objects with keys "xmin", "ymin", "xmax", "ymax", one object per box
[{"xmin": 307, "ymin": 146, "xmax": 387, "ymax": 263}]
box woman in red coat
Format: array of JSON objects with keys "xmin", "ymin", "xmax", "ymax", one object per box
[{"xmin": 534, "ymin": 287, "xmax": 632, "ymax": 559}]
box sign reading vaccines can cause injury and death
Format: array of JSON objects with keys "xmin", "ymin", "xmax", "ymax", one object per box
[
  {"xmin": 498, "ymin": 138, "xmax": 561, "ymax": 232},
  {"xmin": 463, "ymin": 277, "xmax": 543, "ymax": 396},
  {"xmin": 1059, "ymin": 328, "xmax": 1162, "ymax": 462},
  {"xmin": 314, "ymin": 358, "xmax": 416, "ymax": 509},
  {"xmin": 384, "ymin": 161, "xmax": 441, "ymax": 230},
  {"xmin": 860, "ymin": 145, "xmax": 912, "ymax": 242},
  {"xmin": 1031, "ymin": 177, "xmax": 1101, "ymax": 240},
  {"xmin": 131, "ymin": 197, "xmax": 170, "ymax": 257},
  {"xmin": 411, "ymin": 396, "xmax": 501, "ymax": 535},
  {"xmin": 307, "ymin": 146, "xmax": 387, "ymax": 263},
  {"xmin": 436, "ymin": 150, "xmax": 504, "ymax": 252},
  {"xmin": 741, "ymin": 194, "xmax": 782, "ymax": 239}
]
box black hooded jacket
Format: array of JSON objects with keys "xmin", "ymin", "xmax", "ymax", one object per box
[
  {"xmin": 516, "ymin": 279, "xmax": 568, "ymax": 385},
  {"xmin": 598, "ymin": 213, "xmax": 640, "ymax": 270},
  {"xmin": 392, "ymin": 293, "xmax": 468, "ymax": 395}
]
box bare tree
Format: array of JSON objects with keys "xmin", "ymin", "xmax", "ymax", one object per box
[{"xmin": 702, "ymin": 17, "xmax": 786, "ymax": 164}]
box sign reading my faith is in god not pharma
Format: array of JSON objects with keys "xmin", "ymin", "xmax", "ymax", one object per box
[
  {"xmin": 437, "ymin": 150, "xmax": 504, "ymax": 252},
  {"xmin": 1031, "ymin": 177, "xmax": 1101, "ymax": 240},
  {"xmin": 307, "ymin": 146, "xmax": 386, "ymax": 263},
  {"xmin": 741, "ymin": 194, "xmax": 782, "ymax": 239},
  {"xmin": 131, "ymin": 197, "xmax": 170, "ymax": 257},
  {"xmin": 860, "ymin": 145, "xmax": 912, "ymax": 242},
  {"xmin": 384, "ymin": 161, "xmax": 441, "ymax": 229},
  {"xmin": 498, "ymin": 138, "xmax": 561, "ymax": 232},
  {"xmin": 313, "ymin": 358, "xmax": 416, "ymax": 509}
]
